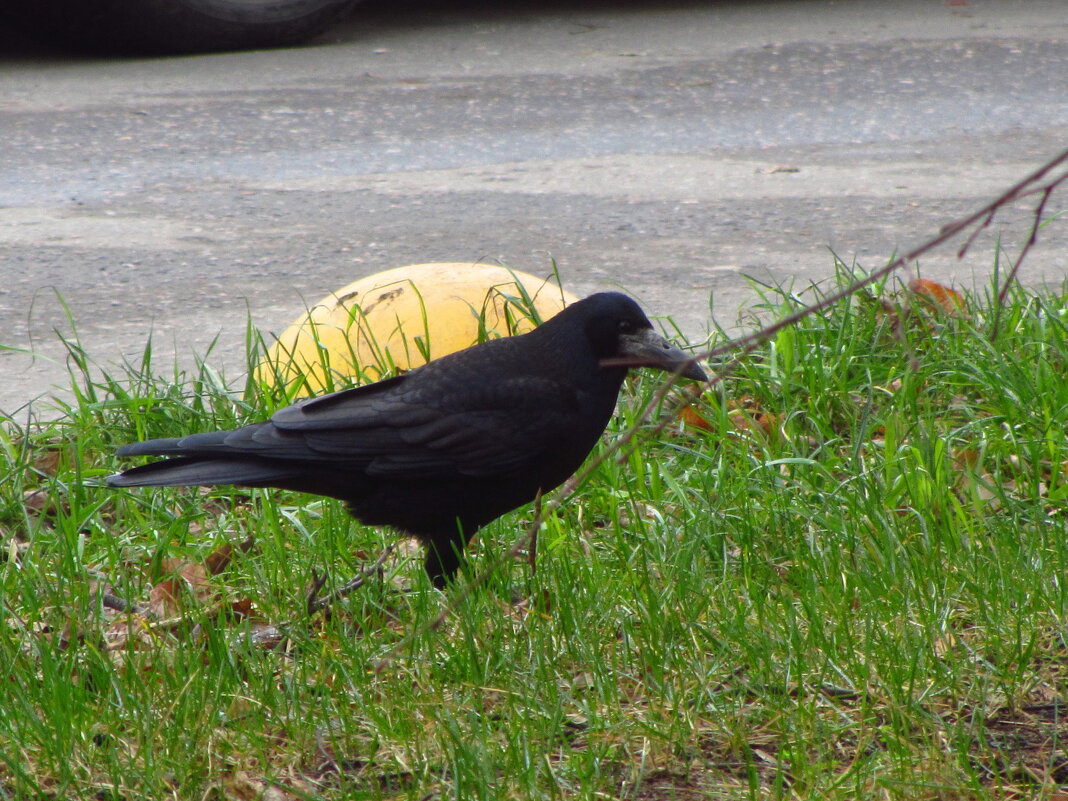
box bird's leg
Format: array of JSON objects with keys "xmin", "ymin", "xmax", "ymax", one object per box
[
  {"xmin": 528, "ymin": 489, "xmax": 542, "ymax": 576},
  {"xmin": 423, "ymin": 530, "xmax": 467, "ymax": 589}
]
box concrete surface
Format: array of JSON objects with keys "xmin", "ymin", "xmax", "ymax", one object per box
[{"xmin": 1, "ymin": 0, "xmax": 1066, "ymax": 414}]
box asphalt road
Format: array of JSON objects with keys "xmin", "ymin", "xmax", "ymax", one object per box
[{"xmin": 1, "ymin": 0, "xmax": 1066, "ymax": 415}]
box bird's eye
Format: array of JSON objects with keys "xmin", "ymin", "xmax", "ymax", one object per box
[{"xmin": 618, "ymin": 319, "xmax": 636, "ymax": 335}]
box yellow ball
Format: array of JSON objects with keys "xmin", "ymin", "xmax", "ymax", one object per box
[{"xmin": 255, "ymin": 263, "xmax": 578, "ymax": 396}]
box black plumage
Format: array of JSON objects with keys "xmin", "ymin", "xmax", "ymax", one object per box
[{"xmin": 108, "ymin": 292, "xmax": 706, "ymax": 585}]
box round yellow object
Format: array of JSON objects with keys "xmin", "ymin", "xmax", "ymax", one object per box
[{"xmin": 255, "ymin": 263, "xmax": 578, "ymax": 396}]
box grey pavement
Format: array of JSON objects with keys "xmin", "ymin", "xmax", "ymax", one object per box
[{"xmin": 1, "ymin": 0, "xmax": 1066, "ymax": 414}]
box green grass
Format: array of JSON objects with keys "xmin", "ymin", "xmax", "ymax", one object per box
[{"xmin": 4, "ymin": 271, "xmax": 1068, "ymax": 799}]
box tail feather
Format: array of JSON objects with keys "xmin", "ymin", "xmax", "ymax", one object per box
[
  {"xmin": 116, "ymin": 439, "xmax": 184, "ymax": 458},
  {"xmin": 107, "ymin": 457, "xmax": 297, "ymax": 488},
  {"xmin": 116, "ymin": 429, "xmax": 238, "ymax": 459}
]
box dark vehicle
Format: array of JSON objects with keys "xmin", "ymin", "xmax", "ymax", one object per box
[{"xmin": 5, "ymin": 0, "xmax": 361, "ymax": 54}]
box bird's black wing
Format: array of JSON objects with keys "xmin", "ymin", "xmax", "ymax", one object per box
[{"xmin": 266, "ymin": 368, "xmax": 585, "ymax": 478}]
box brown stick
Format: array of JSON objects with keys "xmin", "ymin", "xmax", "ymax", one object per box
[{"xmin": 306, "ymin": 544, "xmax": 396, "ymax": 615}]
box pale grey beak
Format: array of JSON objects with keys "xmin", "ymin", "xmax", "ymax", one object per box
[{"xmin": 612, "ymin": 327, "xmax": 708, "ymax": 382}]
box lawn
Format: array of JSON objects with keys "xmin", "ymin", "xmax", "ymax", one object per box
[{"xmin": 3, "ymin": 270, "xmax": 1068, "ymax": 800}]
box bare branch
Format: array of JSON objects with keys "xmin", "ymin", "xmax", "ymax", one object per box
[
  {"xmin": 307, "ymin": 544, "xmax": 396, "ymax": 615},
  {"xmin": 98, "ymin": 591, "xmax": 148, "ymax": 616},
  {"xmin": 998, "ymin": 184, "xmax": 1055, "ymax": 307}
]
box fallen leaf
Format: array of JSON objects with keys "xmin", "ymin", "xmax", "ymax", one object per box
[
  {"xmin": 205, "ymin": 543, "xmax": 234, "ymax": 575},
  {"xmin": 148, "ymin": 578, "xmax": 185, "ymax": 619},
  {"xmin": 147, "ymin": 559, "xmax": 214, "ymax": 618},
  {"xmin": 680, "ymin": 406, "xmax": 713, "ymax": 431},
  {"xmin": 908, "ymin": 278, "xmax": 966, "ymax": 316},
  {"xmin": 23, "ymin": 488, "xmax": 56, "ymax": 516},
  {"xmin": 952, "ymin": 447, "xmax": 982, "ymax": 471},
  {"xmin": 728, "ymin": 397, "xmax": 780, "ymax": 438},
  {"xmin": 218, "ymin": 770, "xmax": 266, "ymax": 801},
  {"xmin": 31, "ymin": 447, "xmax": 64, "ymax": 477}
]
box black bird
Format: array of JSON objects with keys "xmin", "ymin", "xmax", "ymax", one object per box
[{"xmin": 108, "ymin": 292, "xmax": 706, "ymax": 586}]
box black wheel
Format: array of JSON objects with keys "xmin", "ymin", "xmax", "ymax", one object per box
[{"xmin": 5, "ymin": 0, "xmax": 362, "ymax": 55}]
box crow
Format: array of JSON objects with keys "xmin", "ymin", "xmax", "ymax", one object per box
[{"xmin": 108, "ymin": 292, "xmax": 706, "ymax": 586}]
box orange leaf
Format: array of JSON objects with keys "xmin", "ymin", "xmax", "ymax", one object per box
[
  {"xmin": 908, "ymin": 278, "xmax": 966, "ymax": 315},
  {"xmin": 680, "ymin": 406, "xmax": 714, "ymax": 431},
  {"xmin": 727, "ymin": 397, "xmax": 780, "ymax": 438}
]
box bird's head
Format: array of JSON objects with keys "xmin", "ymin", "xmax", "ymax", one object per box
[{"xmin": 564, "ymin": 292, "xmax": 707, "ymax": 382}]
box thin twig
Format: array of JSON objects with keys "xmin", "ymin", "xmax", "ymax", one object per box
[
  {"xmin": 998, "ymin": 184, "xmax": 1055, "ymax": 308},
  {"xmin": 306, "ymin": 544, "xmax": 396, "ymax": 615},
  {"xmin": 304, "ymin": 570, "xmax": 328, "ymax": 614},
  {"xmin": 956, "ymin": 208, "xmax": 996, "ymax": 260},
  {"xmin": 98, "ymin": 591, "xmax": 148, "ymax": 616}
]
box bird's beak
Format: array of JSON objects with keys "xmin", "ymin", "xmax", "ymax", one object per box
[{"xmin": 609, "ymin": 328, "xmax": 708, "ymax": 382}]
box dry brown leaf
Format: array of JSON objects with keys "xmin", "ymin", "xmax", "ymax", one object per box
[
  {"xmin": 148, "ymin": 578, "xmax": 186, "ymax": 619},
  {"xmin": 680, "ymin": 406, "xmax": 714, "ymax": 432},
  {"xmin": 23, "ymin": 488, "xmax": 56, "ymax": 516},
  {"xmin": 205, "ymin": 543, "xmax": 234, "ymax": 575},
  {"xmin": 677, "ymin": 387, "xmax": 783, "ymax": 439},
  {"xmin": 674, "ymin": 384, "xmax": 716, "ymax": 433},
  {"xmin": 31, "ymin": 447, "xmax": 64, "ymax": 477},
  {"xmin": 952, "ymin": 447, "xmax": 982, "ymax": 471},
  {"xmin": 173, "ymin": 559, "xmax": 212, "ymax": 595},
  {"xmin": 225, "ymin": 597, "xmax": 256, "ymax": 620},
  {"xmin": 908, "ymin": 277, "xmax": 967, "ymax": 316},
  {"xmin": 727, "ymin": 397, "xmax": 780, "ymax": 438},
  {"xmin": 218, "ymin": 770, "xmax": 266, "ymax": 801},
  {"xmin": 680, "ymin": 395, "xmax": 786, "ymax": 440},
  {"xmin": 147, "ymin": 559, "xmax": 214, "ymax": 618},
  {"xmin": 735, "ymin": 410, "xmax": 780, "ymax": 438}
]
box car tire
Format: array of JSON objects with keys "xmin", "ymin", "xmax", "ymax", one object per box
[{"xmin": 6, "ymin": 0, "xmax": 362, "ymax": 55}]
